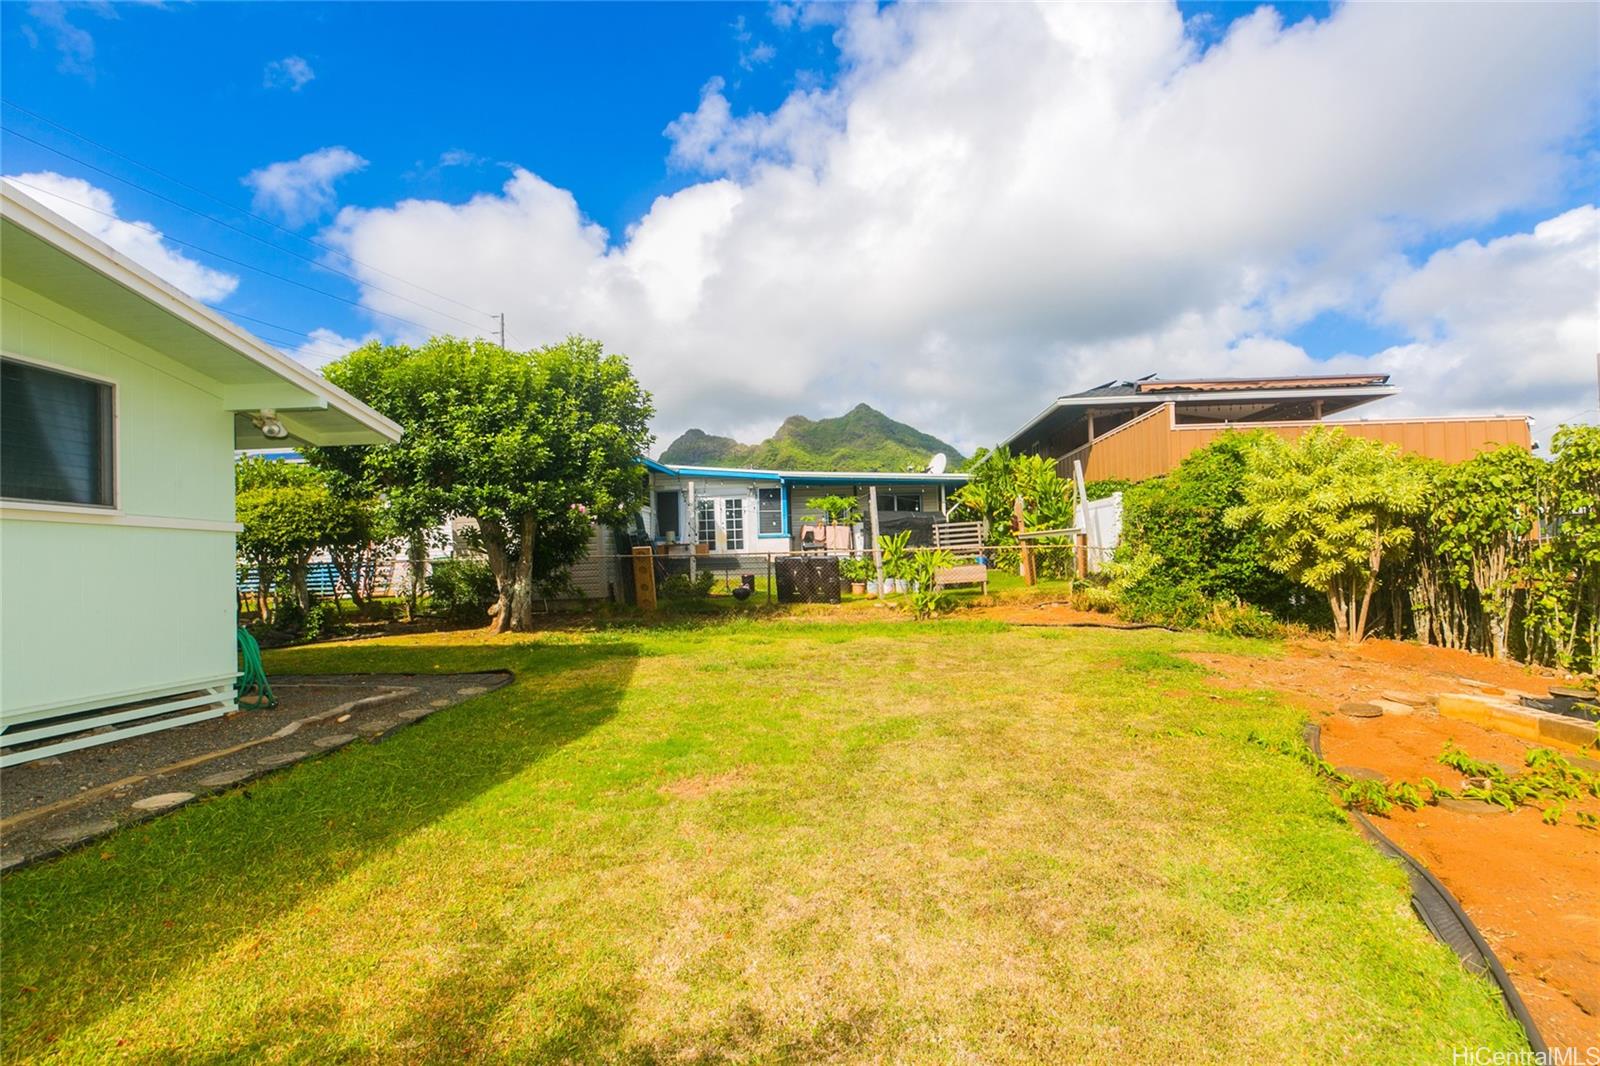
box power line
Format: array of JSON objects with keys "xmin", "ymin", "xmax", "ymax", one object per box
[
  {"xmin": 1, "ymin": 125, "xmax": 495, "ymax": 335},
  {"xmin": 0, "ymin": 98, "xmax": 499, "ymax": 321},
  {"xmin": 4, "ymin": 176, "xmax": 488, "ymax": 340}
]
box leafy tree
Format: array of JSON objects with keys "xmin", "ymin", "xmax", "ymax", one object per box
[
  {"xmin": 950, "ymin": 447, "xmax": 1082, "ymax": 578},
  {"xmin": 1227, "ymin": 428, "xmax": 1429, "ymax": 643},
  {"xmin": 807, "ymin": 494, "xmax": 861, "ymax": 525},
  {"xmin": 1523, "ymin": 426, "xmax": 1600, "ymax": 669},
  {"xmin": 312, "ymin": 335, "xmax": 653, "ymax": 631},
  {"xmin": 1426, "ymin": 446, "xmax": 1545, "ymax": 659},
  {"xmin": 235, "ymin": 458, "xmax": 373, "ymax": 622},
  {"xmin": 1116, "ymin": 431, "xmax": 1304, "ymax": 620}
]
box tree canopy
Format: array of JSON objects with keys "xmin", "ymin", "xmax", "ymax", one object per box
[
  {"xmin": 310, "ymin": 335, "xmax": 653, "ymax": 631},
  {"xmin": 1227, "ymin": 428, "xmax": 1429, "ymax": 643}
]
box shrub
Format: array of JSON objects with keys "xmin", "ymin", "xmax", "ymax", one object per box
[
  {"xmin": 905, "ymin": 549, "xmax": 957, "ymax": 619},
  {"xmin": 1115, "ymin": 432, "xmax": 1306, "ymax": 619},
  {"xmin": 427, "ymin": 558, "xmax": 499, "ymax": 621},
  {"xmin": 661, "ymin": 570, "xmax": 715, "ymax": 599},
  {"xmin": 300, "ymin": 602, "xmax": 343, "ymax": 642}
]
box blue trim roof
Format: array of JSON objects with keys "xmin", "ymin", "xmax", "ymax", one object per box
[{"xmin": 637, "ymin": 456, "xmax": 966, "ymax": 484}]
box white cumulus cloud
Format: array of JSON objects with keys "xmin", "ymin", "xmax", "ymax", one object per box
[
  {"xmin": 264, "ymin": 55, "xmax": 315, "ymax": 92},
  {"xmin": 315, "ymin": 1, "xmax": 1598, "ymax": 452},
  {"xmin": 287, "ymin": 327, "xmax": 378, "ymax": 371},
  {"xmin": 4, "ymin": 171, "xmax": 239, "ymax": 303},
  {"xmin": 244, "ymin": 146, "xmax": 367, "ymax": 227}
]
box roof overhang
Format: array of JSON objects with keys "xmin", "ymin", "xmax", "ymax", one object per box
[
  {"xmin": 0, "ymin": 182, "xmax": 401, "ymax": 448},
  {"xmin": 638, "ymin": 457, "xmax": 968, "ymax": 484},
  {"xmin": 1001, "ymin": 384, "xmax": 1399, "ymax": 450}
]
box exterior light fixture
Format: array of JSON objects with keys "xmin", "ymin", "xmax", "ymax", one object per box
[{"xmin": 251, "ymin": 409, "xmax": 289, "ymax": 439}]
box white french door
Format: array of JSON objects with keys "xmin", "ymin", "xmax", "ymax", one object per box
[{"xmin": 694, "ymin": 496, "xmax": 746, "ymax": 552}]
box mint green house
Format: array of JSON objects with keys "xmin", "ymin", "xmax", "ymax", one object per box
[{"xmin": 0, "ymin": 184, "xmax": 400, "ymax": 766}]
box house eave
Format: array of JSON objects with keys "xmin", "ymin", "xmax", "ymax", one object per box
[{"xmin": 0, "ymin": 182, "xmax": 401, "ymax": 447}]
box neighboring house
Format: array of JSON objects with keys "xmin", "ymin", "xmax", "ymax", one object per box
[
  {"xmin": 1002, "ymin": 373, "xmax": 1532, "ymax": 482},
  {"xmin": 0, "ymin": 184, "xmax": 400, "ymax": 766},
  {"xmin": 637, "ymin": 458, "xmax": 970, "ymax": 554}
]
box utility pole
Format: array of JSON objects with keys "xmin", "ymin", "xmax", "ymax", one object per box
[{"xmin": 497, "ymin": 312, "xmax": 506, "ymax": 348}]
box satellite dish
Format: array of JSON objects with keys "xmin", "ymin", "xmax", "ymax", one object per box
[{"xmin": 928, "ymin": 453, "xmax": 948, "ymax": 474}]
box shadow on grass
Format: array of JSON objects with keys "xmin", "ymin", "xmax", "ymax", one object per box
[{"xmin": 0, "ymin": 637, "xmax": 638, "ymax": 1054}]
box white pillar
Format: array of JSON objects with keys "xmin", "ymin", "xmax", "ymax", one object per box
[
  {"xmin": 686, "ymin": 479, "xmax": 697, "ymax": 582},
  {"xmin": 869, "ymin": 485, "xmax": 884, "ymax": 590}
]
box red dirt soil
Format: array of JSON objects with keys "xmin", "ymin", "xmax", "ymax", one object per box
[{"xmin": 1192, "ymin": 638, "xmax": 1599, "ymax": 1055}]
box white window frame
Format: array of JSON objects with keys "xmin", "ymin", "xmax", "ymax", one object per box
[
  {"xmin": 0, "ymin": 351, "xmax": 120, "ymax": 515},
  {"xmin": 723, "ymin": 497, "xmax": 745, "ymax": 551}
]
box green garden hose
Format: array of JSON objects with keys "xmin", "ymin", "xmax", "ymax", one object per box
[{"xmin": 236, "ymin": 628, "xmax": 277, "ymax": 709}]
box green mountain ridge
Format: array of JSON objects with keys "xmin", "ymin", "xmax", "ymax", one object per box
[{"xmin": 659, "ymin": 403, "xmax": 965, "ymax": 472}]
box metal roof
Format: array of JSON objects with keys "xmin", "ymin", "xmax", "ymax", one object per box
[{"xmin": 1002, "ymin": 372, "xmax": 1399, "ymax": 450}]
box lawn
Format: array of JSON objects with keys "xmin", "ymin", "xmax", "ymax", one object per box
[{"xmin": 1, "ymin": 620, "xmax": 1523, "ymax": 1062}]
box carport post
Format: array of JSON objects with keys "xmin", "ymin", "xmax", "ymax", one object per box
[
  {"xmin": 686, "ymin": 479, "xmax": 697, "ymax": 583},
  {"xmin": 869, "ymin": 485, "xmax": 885, "ymax": 591}
]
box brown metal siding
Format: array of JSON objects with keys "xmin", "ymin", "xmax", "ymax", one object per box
[{"xmin": 1067, "ymin": 404, "xmax": 1531, "ymax": 481}]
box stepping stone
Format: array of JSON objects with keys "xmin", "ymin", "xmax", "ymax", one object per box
[
  {"xmin": 356, "ymin": 719, "xmax": 395, "ymax": 735},
  {"xmin": 1338, "ymin": 701, "xmax": 1384, "ymax": 719},
  {"xmin": 396, "ymin": 707, "xmax": 433, "ymax": 721},
  {"xmin": 256, "ymin": 750, "xmax": 308, "ymax": 768},
  {"xmin": 313, "ymin": 733, "xmax": 356, "ymax": 749},
  {"xmin": 131, "ymin": 792, "xmax": 194, "ymax": 812},
  {"xmin": 429, "ymin": 698, "xmax": 451, "ymax": 708},
  {"xmin": 1372, "ymin": 699, "xmax": 1415, "ymax": 717},
  {"xmin": 42, "ymin": 817, "xmax": 118, "ymax": 844},
  {"xmin": 1382, "ymin": 690, "xmax": 1429, "ymax": 707},
  {"xmin": 1550, "ymin": 685, "xmax": 1599, "ymax": 701},
  {"xmin": 1336, "ymin": 766, "xmax": 1386, "ymax": 782},
  {"xmin": 456, "ymin": 686, "xmax": 487, "ymax": 696},
  {"xmin": 197, "ymin": 768, "xmax": 255, "ymax": 788},
  {"xmin": 1437, "ymin": 797, "xmax": 1511, "ymax": 816}
]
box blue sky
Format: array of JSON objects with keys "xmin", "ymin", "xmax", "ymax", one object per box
[{"xmin": 2, "ymin": 2, "xmax": 1595, "ymax": 448}]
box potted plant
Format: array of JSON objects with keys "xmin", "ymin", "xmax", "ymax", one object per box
[
  {"xmin": 840, "ymin": 556, "xmax": 868, "ymax": 596},
  {"xmin": 878, "ymin": 531, "xmax": 912, "ymax": 594}
]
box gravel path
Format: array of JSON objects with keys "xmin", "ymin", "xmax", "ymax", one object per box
[{"xmin": 0, "ymin": 672, "xmax": 510, "ymax": 873}]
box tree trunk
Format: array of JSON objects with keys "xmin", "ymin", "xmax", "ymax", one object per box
[
  {"xmin": 1327, "ymin": 587, "xmax": 1348, "ymax": 643},
  {"xmin": 479, "ymin": 517, "xmax": 517, "ymax": 632},
  {"xmin": 330, "ymin": 548, "xmax": 370, "ymax": 618},
  {"xmin": 257, "ymin": 553, "xmax": 273, "ymax": 622},
  {"xmin": 288, "ymin": 555, "xmax": 312, "ymax": 614},
  {"xmin": 405, "ymin": 534, "xmax": 427, "ymax": 621},
  {"xmin": 509, "ymin": 512, "xmax": 538, "ymax": 630}
]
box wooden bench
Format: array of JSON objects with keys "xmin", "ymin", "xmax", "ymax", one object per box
[{"xmin": 934, "ymin": 562, "xmax": 988, "ymax": 593}]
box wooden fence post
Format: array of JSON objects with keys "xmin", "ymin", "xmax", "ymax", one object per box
[
  {"xmin": 631, "ymin": 547, "xmax": 657, "ymax": 610},
  {"xmin": 1074, "ymin": 532, "xmax": 1088, "ymax": 580}
]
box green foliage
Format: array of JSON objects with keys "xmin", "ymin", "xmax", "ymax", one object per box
[
  {"xmin": 877, "ymin": 530, "xmax": 913, "ymax": 579},
  {"xmin": 661, "ymin": 570, "xmax": 715, "ymax": 599},
  {"xmin": 235, "ymin": 457, "xmax": 377, "ymax": 629},
  {"xmin": 1426, "ymin": 446, "xmax": 1545, "ymax": 659},
  {"xmin": 426, "ymin": 559, "xmax": 500, "ymax": 622},
  {"xmin": 312, "ymin": 335, "xmax": 653, "ymax": 632},
  {"xmin": 807, "ymin": 494, "xmax": 862, "ymax": 525},
  {"xmin": 949, "ymin": 447, "xmax": 1076, "ymax": 577},
  {"xmin": 299, "ymin": 602, "xmax": 343, "ymax": 642},
  {"xmin": 1521, "ymin": 426, "xmax": 1600, "ymax": 671},
  {"xmin": 838, "ymin": 557, "xmax": 871, "ymax": 583},
  {"xmin": 905, "ymin": 549, "xmax": 957, "ymax": 619},
  {"xmin": 1227, "ymin": 428, "xmax": 1429, "ymax": 643},
  {"xmin": 1113, "ymin": 432, "xmax": 1308, "ymax": 625},
  {"xmin": 660, "ymin": 403, "xmax": 965, "ymax": 472}
]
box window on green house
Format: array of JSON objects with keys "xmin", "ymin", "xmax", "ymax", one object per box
[{"xmin": 1, "ymin": 357, "xmax": 114, "ymax": 507}]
